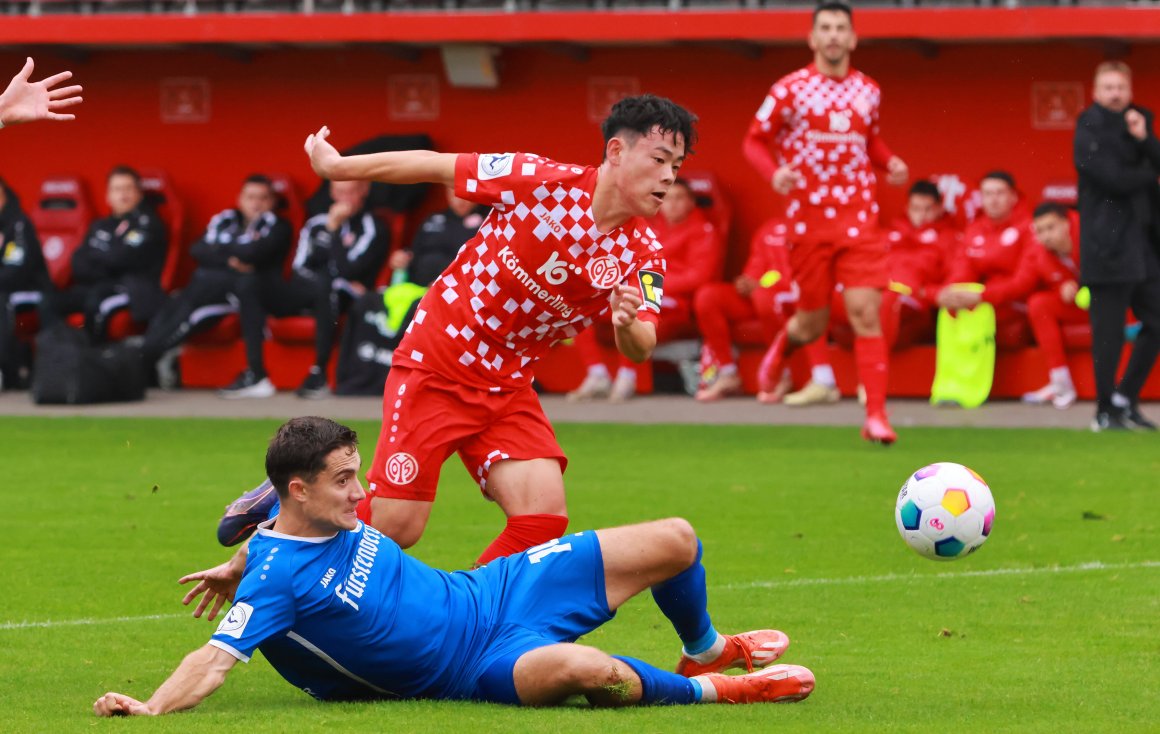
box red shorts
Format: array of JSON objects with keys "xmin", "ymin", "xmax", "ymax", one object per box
[
  {"xmin": 790, "ymin": 232, "xmax": 888, "ymax": 311},
  {"xmin": 365, "ymin": 364, "xmax": 567, "ymax": 503}
]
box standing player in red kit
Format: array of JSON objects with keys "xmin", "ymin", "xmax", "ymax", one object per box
[
  {"xmin": 216, "ymin": 96, "xmax": 696, "ymax": 568},
  {"xmin": 742, "ymin": 1, "xmax": 909, "ymax": 444}
]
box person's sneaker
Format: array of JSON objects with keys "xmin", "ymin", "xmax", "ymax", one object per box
[
  {"xmin": 217, "ymin": 478, "xmax": 279, "ymax": 546},
  {"xmin": 609, "ymin": 370, "xmax": 637, "ymax": 403},
  {"xmin": 783, "ymin": 381, "xmax": 840, "ymax": 407},
  {"xmin": 677, "ymin": 630, "xmax": 790, "ymax": 677},
  {"xmin": 692, "ymin": 664, "xmax": 815, "ymax": 704},
  {"xmin": 1091, "ymin": 409, "xmax": 1134, "ymax": 432},
  {"xmin": 756, "ymin": 369, "xmax": 794, "ymax": 405},
  {"xmin": 862, "ymin": 411, "xmax": 897, "ymax": 445},
  {"xmin": 155, "ymin": 347, "xmax": 182, "ymax": 391},
  {"xmin": 1122, "ymin": 405, "xmax": 1158, "ymax": 431},
  {"xmin": 756, "ymin": 331, "xmax": 788, "ymax": 394},
  {"xmin": 1021, "ymin": 383, "xmax": 1056, "ymax": 406},
  {"xmin": 296, "ymin": 368, "xmax": 331, "ymax": 399},
  {"xmin": 695, "ymin": 371, "xmax": 743, "ymax": 402},
  {"xmin": 1051, "ymin": 387, "xmax": 1077, "ymax": 410},
  {"xmin": 219, "ymin": 369, "xmax": 275, "ymax": 399},
  {"xmin": 566, "ymin": 373, "xmax": 612, "ymax": 402}
]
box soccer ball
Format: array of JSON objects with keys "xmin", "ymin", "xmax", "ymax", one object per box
[{"xmin": 895, "ymin": 462, "xmax": 995, "ymax": 561}]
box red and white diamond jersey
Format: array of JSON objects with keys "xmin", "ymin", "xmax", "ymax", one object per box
[
  {"xmin": 744, "ymin": 64, "xmax": 895, "ymax": 240},
  {"xmin": 392, "ymin": 152, "xmax": 666, "ymax": 391}
]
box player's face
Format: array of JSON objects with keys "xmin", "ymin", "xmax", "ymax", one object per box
[
  {"xmin": 237, "ymin": 182, "xmax": 276, "ymax": 221},
  {"xmin": 979, "ymin": 179, "xmax": 1016, "ymax": 222},
  {"xmin": 1033, "ymin": 212, "xmax": 1071, "ymax": 255},
  {"xmin": 616, "ymin": 126, "xmax": 686, "ymax": 218},
  {"xmin": 301, "ymin": 447, "xmax": 366, "ymax": 533},
  {"xmin": 659, "ymin": 183, "xmax": 695, "ymax": 225},
  {"xmin": 330, "ymin": 180, "xmax": 370, "ymax": 210},
  {"xmin": 906, "ymin": 193, "xmax": 942, "ymax": 228},
  {"xmin": 809, "ymin": 10, "xmax": 856, "ymax": 67},
  {"xmin": 1093, "ymin": 70, "xmax": 1132, "ymax": 113},
  {"xmin": 106, "ymin": 174, "xmax": 143, "ymax": 217}
]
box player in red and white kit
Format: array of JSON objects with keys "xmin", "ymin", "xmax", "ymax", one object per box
[
  {"xmin": 935, "ymin": 170, "xmax": 1034, "ymax": 350},
  {"xmin": 290, "ymin": 96, "xmax": 695, "ymax": 567},
  {"xmin": 742, "ymin": 1, "xmax": 909, "ymax": 443},
  {"xmin": 692, "ymin": 217, "xmax": 834, "ymax": 403},
  {"xmin": 569, "ymin": 177, "xmax": 723, "ymax": 402}
]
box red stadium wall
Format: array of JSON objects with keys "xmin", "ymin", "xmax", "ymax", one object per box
[{"xmin": 3, "ymin": 41, "xmax": 1158, "ymax": 266}]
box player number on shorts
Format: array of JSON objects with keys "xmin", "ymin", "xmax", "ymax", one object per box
[{"xmin": 525, "ymin": 538, "xmax": 572, "ymax": 564}]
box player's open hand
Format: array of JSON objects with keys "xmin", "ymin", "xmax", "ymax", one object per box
[
  {"xmin": 179, "ymin": 560, "xmax": 243, "ymax": 621},
  {"xmin": 610, "ymin": 283, "xmax": 642, "ymax": 328},
  {"xmin": 1125, "ymin": 109, "xmax": 1147, "ymax": 142},
  {"xmin": 771, "ymin": 166, "xmax": 802, "ymax": 195},
  {"xmin": 885, "ymin": 156, "xmax": 909, "ymax": 186},
  {"xmin": 304, "ymin": 125, "xmax": 343, "ymax": 179},
  {"xmin": 0, "ymin": 57, "xmax": 82, "ymax": 126},
  {"xmin": 93, "ymin": 692, "xmax": 152, "ymax": 717}
]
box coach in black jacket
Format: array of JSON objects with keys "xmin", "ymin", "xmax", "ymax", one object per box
[
  {"xmin": 50, "ymin": 166, "xmax": 168, "ymax": 341},
  {"xmin": 1074, "ymin": 61, "xmax": 1160, "ymax": 431},
  {"xmin": 0, "ymin": 179, "xmax": 50, "ymax": 390}
]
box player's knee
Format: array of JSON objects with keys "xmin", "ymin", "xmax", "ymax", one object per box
[
  {"xmin": 657, "ymin": 517, "xmax": 699, "ymax": 566},
  {"xmin": 370, "ymin": 511, "xmax": 427, "ymax": 549},
  {"xmin": 561, "ymin": 648, "xmax": 636, "ymax": 703}
]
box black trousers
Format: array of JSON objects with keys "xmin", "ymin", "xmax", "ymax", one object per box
[
  {"xmin": 141, "ymin": 268, "xmax": 242, "ymax": 363},
  {"xmin": 234, "ymin": 272, "xmax": 356, "ymax": 376},
  {"xmin": 1, "ymin": 291, "xmax": 42, "ymax": 385},
  {"xmin": 48, "ymin": 282, "xmax": 130, "ymax": 342},
  {"xmin": 1088, "ymin": 276, "xmax": 1160, "ymax": 411}
]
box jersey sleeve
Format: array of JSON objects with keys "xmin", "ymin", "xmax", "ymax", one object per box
[
  {"xmin": 209, "ymin": 549, "xmax": 296, "ymax": 662},
  {"xmin": 632, "ymin": 229, "xmax": 667, "ymax": 324},
  {"xmin": 742, "ymin": 82, "xmax": 792, "ymax": 184},
  {"xmin": 455, "ymin": 152, "xmax": 543, "ymax": 209}
]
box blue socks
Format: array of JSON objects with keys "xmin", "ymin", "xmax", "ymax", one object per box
[
  {"xmin": 650, "ymin": 540, "xmax": 718, "ymax": 654},
  {"xmin": 613, "ymin": 656, "xmax": 701, "ymax": 704}
]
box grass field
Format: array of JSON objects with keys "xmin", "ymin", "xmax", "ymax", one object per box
[{"xmin": 2, "ymin": 416, "xmax": 1158, "ymax": 732}]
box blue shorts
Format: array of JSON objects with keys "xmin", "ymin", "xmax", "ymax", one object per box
[{"xmin": 469, "ymin": 530, "xmax": 614, "ymax": 704}]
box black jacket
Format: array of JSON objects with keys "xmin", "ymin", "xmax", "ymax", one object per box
[
  {"xmin": 406, "ymin": 206, "xmax": 486, "ymax": 286},
  {"xmin": 1073, "ymin": 102, "xmax": 1160, "ymax": 284},
  {"xmin": 293, "ymin": 209, "xmax": 390, "ymax": 291},
  {"xmin": 0, "ymin": 197, "xmax": 50, "ymax": 295},
  {"xmin": 70, "ymin": 204, "xmax": 169, "ymax": 319},
  {"xmin": 190, "ymin": 209, "xmax": 293, "ymax": 275}
]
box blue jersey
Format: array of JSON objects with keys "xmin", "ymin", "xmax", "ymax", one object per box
[{"xmin": 210, "ymin": 520, "xmax": 501, "ymax": 701}]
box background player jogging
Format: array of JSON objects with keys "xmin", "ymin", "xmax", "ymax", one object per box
[
  {"xmin": 219, "ymin": 95, "xmax": 697, "ymax": 568},
  {"xmin": 742, "ymin": 1, "xmax": 909, "ymax": 445}
]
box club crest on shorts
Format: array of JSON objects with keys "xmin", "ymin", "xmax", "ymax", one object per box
[
  {"xmin": 586, "ymin": 255, "xmax": 622, "ymax": 289},
  {"xmin": 385, "ymin": 452, "xmax": 419, "ymax": 485}
]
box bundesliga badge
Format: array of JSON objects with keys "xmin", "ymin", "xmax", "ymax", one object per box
[{"xmin": 638, "ymin": 270, "xmax": 664, "ymax": 313}]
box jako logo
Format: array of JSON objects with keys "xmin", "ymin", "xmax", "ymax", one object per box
[
  {"xmin": 385, "ymin": 452, "xmax": 419, "ymax": 485},
  {"xmin": 587, "ymin": 255, "xmax": 622, "ymax": 289},
  {"xmin": 829, "ymin": 111, "xmax": 851, "ymax": 133}
]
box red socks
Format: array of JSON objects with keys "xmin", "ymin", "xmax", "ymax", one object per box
[
  {"xmin": 476, "ymin": 513, "xmax": 570, "ymax": 566},
  {"xmin": 855, "ymin": 335, "xmax": 889, "ymax": 415}
]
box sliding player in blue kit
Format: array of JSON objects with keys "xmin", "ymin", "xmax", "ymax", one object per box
[{"xmin": 94, "ymin": 417, "xmax": 814, "ymax": 715}]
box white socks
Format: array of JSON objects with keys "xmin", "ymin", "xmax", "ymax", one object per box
[{"xmin": 811, "ymin": 364, "xmax": 837, "ymax": 388}]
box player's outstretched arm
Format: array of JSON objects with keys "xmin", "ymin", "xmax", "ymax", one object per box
[
  {"xmin": 304, "ymin": 125, "xmax": 456, "ymax": 186},
  {"xmin": 93, "ymin": 644, "xmax": 237, "ymax": 716},
  {"xmin": 179, "ymin": 544, "xmax": 248, "ymax": 621},
  {"xmin": 0, "ymin": 57, "xmax": 83, "ymax": 127}
]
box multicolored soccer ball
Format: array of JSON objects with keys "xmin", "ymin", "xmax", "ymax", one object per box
[{"xmin": 895, "ymin": 462, "xmax": 995, "ymax": 561}]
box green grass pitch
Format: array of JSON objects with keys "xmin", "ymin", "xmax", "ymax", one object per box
[{"xmin": 1, "ymin": 416, "xmax": 1157, "ymax": 732}]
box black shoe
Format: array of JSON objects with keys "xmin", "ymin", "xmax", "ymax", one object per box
[
  {"xmin": 1123, "ymin": 405, "xmax": 1158, "ymax": 431},
  {"xmin": 296, "ymin": 368, "xmax": 331, "ymax": 399},
  {"xmin": 1091, "ymin": 409, "xmax": 1134, "ymax": 432}
]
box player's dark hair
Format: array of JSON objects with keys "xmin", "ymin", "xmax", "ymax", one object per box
[
  {"xmin": 266, "ymin": 417, "xmax": 360, "ymax": 497},
  {"xmin": 601, "ymin": 94, "xmax": 698, "ymax": 158},
  {"xmin": 813, "ymin": 1, "xmax": 853, "ymax": 25},
  {"xmin": 243, "ymin": 173, "xmax": 274, "ymax": 191},
  {"xmin": 981, "ymin": 170, "xmax": 1016, "ymax": 190},
  {"xmin": 106, "ymin": 165, "xmax": 142, "ymax": 187},
  {"xmin": 1033, "ymin": 201, "xmax": 1070, "ymax": 220},
  {"xmin": 908, "ymin": 180, "xmax": 940, "ymax": 201}
]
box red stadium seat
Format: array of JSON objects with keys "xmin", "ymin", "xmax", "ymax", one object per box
[
  {"xmin": 267, "ymin": 172, "xmax": 305, "ymax": 239},
  {"xmin": 29, "ymin": 174, "xmax": 93, "ymax": 290},
  {"xmin": 1040, "ymin": 180, "xmax": 1077, "ymax": 207},
  {"xmin": 138, "ymin": 167, "xmax": 188, "ymax": 291},
  {"xmin": 680, "ymin": 169, "xmax": 732, "ymax": 249}
]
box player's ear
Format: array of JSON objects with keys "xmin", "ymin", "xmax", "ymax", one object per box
[
  {"xmin": 849, "ymin": 30, "xmax": 858, "ymax": 53},
  {"xmin": 287, "ymin": 475, "xmax": 309, "ymax": 503},
  {"xmin": 605, "ymin": 136, "xmax": 625, "ymax": 166}
]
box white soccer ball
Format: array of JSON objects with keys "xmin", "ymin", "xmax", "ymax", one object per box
[{"xmin": 895, "ymin": 462, "xmax": 995, "ymax": 561}]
